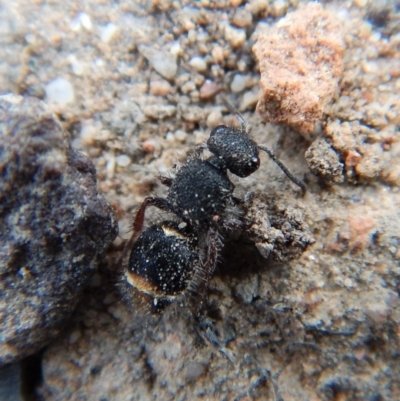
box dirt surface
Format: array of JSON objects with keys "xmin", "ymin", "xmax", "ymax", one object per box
[{"xmin": 0, "ymin": 0, "xmax": 399, "ymax": 400}]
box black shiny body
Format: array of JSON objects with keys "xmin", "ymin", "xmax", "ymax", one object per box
[
  {"xmin": 167, "ymin": 158, "xmax": 234, "ymax": 229},
  {"xmin": 127, "ymin": 221, "xmax": 198, "ymax": 297},
  {"xmin": 207, "ymin": 125, "xmax": 260, "ymax": 177}
]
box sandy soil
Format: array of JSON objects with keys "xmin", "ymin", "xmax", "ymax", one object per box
[{"xmin": 0, "ymin": 0, "xmax": 399, "ymax": 400}]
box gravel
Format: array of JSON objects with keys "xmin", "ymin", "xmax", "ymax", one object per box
[{"xmin": 0, "ymin": 1, "xmax": 399, "ymax": 400}]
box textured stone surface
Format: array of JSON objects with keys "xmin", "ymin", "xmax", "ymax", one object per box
[
  {"xmin": 0, "ymin": 95, "xmax": 118, "ymax": 365},
  {"xmin": 322, "ymin": 119, "xmax": 399, "ymax": 184},
  {"xmin": 39, "ymin": 179, "xmax": 400, "ymax": 400},
  {"xmin": 243, "ymin": 194, "xmax": 315, "ymax": 261},
  {"xmin": 253, "ymin": 3, "xmax": 345, "ymax": 136},
  {"xmin": 305, "ymin": 136, "xmax": 345, "ymax": 184},
  {"xmin": 307, "ymin": 2, "xmax": 400, "ymax": 186},
  {"xmin": 0, "ymin": 0, "xmax": 399, "ymax": 400}
]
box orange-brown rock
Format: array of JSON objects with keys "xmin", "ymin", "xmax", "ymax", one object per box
[{"xmin": 253, "ymin": 3, "xmax": 345, "ymax": 136}]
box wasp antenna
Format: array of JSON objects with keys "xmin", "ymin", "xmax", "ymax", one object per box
[
  {"xmin": 258, "ymin": 145, "xmax": 306, "ymax": 194},
  {"xmin": 221, "ymin": 97, "xmax": 248, "ymax": 134}
]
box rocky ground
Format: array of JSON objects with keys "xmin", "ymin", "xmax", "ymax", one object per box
[{"xmin": 0, "ymin": 0, "xmax": 399, "ymax": 400}]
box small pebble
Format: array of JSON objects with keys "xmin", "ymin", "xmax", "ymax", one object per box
[
  {"xmin": 362, "ymin": 61, "xmax": 379, "ymax": 74},
  {"xmin": 246, "ymin": 0, "xmax": 269, "ymax": 14},
  {"xmin": 181, "ymin": 8, "xmax": 199, "ymax": 31},
  {"xmin": 70, "ymin": 12, "xmax": 93, "ymax": 32},
  {"xmin": 231, "ymin": 74, "xmax": 246, "ymax": 93},
  {"xmin": 45, "ymin": 77, "xmax": 75, "ymax": 105},
  {"xmin": 212, "ymin": 46, "xmax": 224, "ymax": 64},
  {"xmin": 194, "ymin": 76, "xmax": 205, "ymax": 89},
  {"xmin": 364, "ymin": 298, "xmax": 390, "ymax": 324},
  {"xmin": 141, "ymin": 104, "xmax": 176, "ymax": 119},
  {"xmin": 150, "ymin": 80, "xmax": 172, "ymax": 96},
  {"xmin": 358, "ymin": 21, "xmax": 372, "ymax": 38},
  {"xmin": 106, "ymin": 155, "xmax": 116, "ymax": 179},
  {"xmin": 80, "ymin": 122, "xmax": 97, "ymax": 146},
  {"xmin": 181, "ymin": 80, "xmax": 196, "ymax": 94},
  {"xmin": 343, "ymin": 277, "xmax": 354, "ymax": 288},
  {"xmin": 199, "ymin": 80, "xmax": 220, "ymax": 99},
  {"xmin": 237, "ymin": 59, "xmax": 247, "ymax": 72},
  {"xmin": 174, "ymin": 130, "xmax": 187, "ymax": 142},
  {"xmin": 196, "ymin": 30, "xmax": 209, "ymax": 42},
  {"xmin": 338, "ymin": 95, "xmax": 350, "ymax": 108},
  {"xmin": 190, "ymin": 90, "xmax": 200, "ymax": 103},
  {"xmin": 207, "ymin": 109, "xmax": 223, "ymax": 128},
  {"xmin": 166, "ymin": 132, "xmax": 175, "ymax": 142},
  {"xmin": 100, "ymin": 23, "xmax": 119, "ymax": 43},
  {"xmin": 232, "ymin": 9, "xmax": 252, "ymax": 28},
  {"xmin": 70, "ymin": 17, "xmax": 82, "ymax": 32},
  {"xmin": 138, "ymin": 45, "xmax": 178, "ymax": 80},
  {"xmin": 345, "ymin": 150, "xmax": 362, "ymax": 167},
  {"xmin": 272, "ymin": 0, "xmax": 289, "ymax": 17},
  {"xmin": 336, "ymin": 8, "xmax": 350, "ymax": 21},
  {"xmin": 170, "ymin": 41, "xmax": 183, "ymax": 56},
  {"xmin": 189, "ymin": 56, "xmax": 207, "ymax": 72},
  {"xmin": 95, "ymin": 58, "xmax": 105, "ymax": 68},
  {"xmin": 68, "ymin": 55, "xmax": 85, "ymax": 76},
  {"xmin": 353, "ymin": 0, "xmax": 368, "ymax": 7},
  {"xmin": 370, "ymin": 31, "xmax": 381, "ymax": 42},
  {"xmin": 142, "ymin": 140, "xmax": 155, "ymax": 153},
  {"xmin": 80, "ymin": 12, "xmax": 92, "ymax": 30},
  {"xmin": 239, "ymin": 89, "xmax": 258, "ymax": 111},
  {"xmin": 187, "ymin": 29, "xmax": 197, "ymax": 43},
  {"xmin": 116, "ymin": 154, "xmax": 131, "ymax": 167},
  {"xmin": 80, "ymin": 12, "xmax": 93, "ymax": 31},
  {"xmin": 224, "ymin": 24, "xmax": 246, "ymax": 48}
]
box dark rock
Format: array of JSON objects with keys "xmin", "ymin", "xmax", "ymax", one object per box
[{"xmin": 0, "ymin": 95, "xmax": 118, "ymax": 366}]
